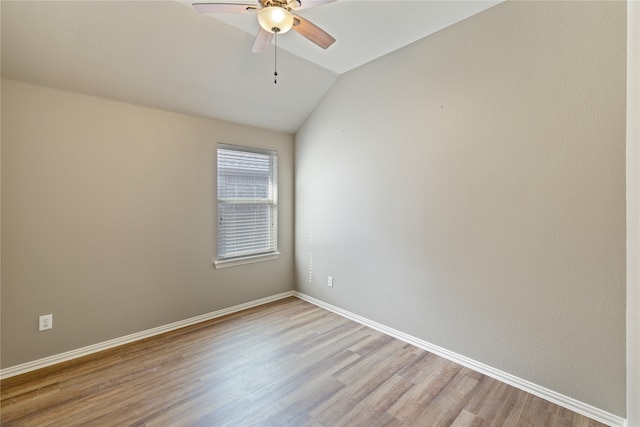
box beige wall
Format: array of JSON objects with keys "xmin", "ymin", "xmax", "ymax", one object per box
[
  {"xmin": 295, "ymin": 1, "xmax": 626, "ymax": 417},
  {"xmin": 627, "ymin": 1, "xmax": 640, "ymax": 425},
  {"xmin": 1, "ymin": 79, "xmax": 294, "ymax": 368}
]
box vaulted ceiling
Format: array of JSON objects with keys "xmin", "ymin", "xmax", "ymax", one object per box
[{"xmin": 1, "ymin": 1, "xmax": 501, "ymax": 133}]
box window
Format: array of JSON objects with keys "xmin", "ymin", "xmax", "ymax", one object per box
[{"xmin": 215, "ymin": 144, "xmax": 279, "ymax": 268}]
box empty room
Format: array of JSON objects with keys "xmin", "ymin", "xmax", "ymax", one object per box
[{"xmin": 1, "ymin": 1, "xmax": 639, "ymax": 426}]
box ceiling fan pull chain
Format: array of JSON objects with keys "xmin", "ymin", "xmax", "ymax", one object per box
[{"xmin": 274, "ymin": 29, "xmax": 279, "ymax": 84}]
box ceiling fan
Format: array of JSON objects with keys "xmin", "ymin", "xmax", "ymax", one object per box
[{"xmin": 192, "ymin": 0, "xmax": 337, "ymax": 53}]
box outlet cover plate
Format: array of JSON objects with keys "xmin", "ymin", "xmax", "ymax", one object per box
[{"xmin": 39, "ymin": 314, "xmax": 53, "ymax": 331}]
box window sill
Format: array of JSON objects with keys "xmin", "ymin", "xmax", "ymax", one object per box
[{"xmin": 214, "ymin": 252, "xmax": 281, "ymax": 269}]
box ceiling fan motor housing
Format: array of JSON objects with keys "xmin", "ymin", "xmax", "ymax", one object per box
[{"xmin": 263, "ymin": 0, "xmax": 300, "ymax": 9}]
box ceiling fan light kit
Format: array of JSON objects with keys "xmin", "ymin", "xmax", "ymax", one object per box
[{"xmin": 258, "ymin": 6, "xmax": 294, "ymax": 33}]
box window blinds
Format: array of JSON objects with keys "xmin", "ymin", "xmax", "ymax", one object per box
[{"xmin": 217, "ymin": 146, "xmax": 278, "ymax": 259}]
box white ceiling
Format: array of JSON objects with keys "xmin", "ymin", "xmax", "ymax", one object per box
[{"xmin": 1, "ymin": 0, "xmax": 501, "ymax": 133}]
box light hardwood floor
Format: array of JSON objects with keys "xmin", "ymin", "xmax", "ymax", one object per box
[{"xmin": 1, "ymin": 297, "xmax": 607, "ymax": 426}]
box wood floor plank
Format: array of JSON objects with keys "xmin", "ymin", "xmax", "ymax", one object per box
[
  {"xmin": 331, "ymin": 374, "xmax": 415, "ymax": 427},
  {"xmin": 411, "ymin": 368, "xmax": 481, "ymax": 426},
  {"xmin": 1, "ymin": 297, "xmax": 608, "ymax": 427},
  {"xmin": 450, "ymin": 409, "xmax": 485, "ymax": 427}
]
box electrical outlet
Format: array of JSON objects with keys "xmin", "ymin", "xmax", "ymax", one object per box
[
  {"xmin": 39, "ymin": 314, "xmax": 53, "ymax": 331},
  {"xmin": 328, "ymin": 276, "xmax": 334, "ymax": 287}
]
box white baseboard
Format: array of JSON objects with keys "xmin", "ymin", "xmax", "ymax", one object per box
[
  {"xmin": 0, "ymin": 291, "xmax": 295, "ymax": 381},
  {"xmin": 293, "ymin": 291, "xmax": 626, "ymax": 427}
]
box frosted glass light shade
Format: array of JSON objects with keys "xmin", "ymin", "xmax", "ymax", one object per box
[{"xmin": 258, "ymin": 6, "xmax": 294, "ymax": 33}]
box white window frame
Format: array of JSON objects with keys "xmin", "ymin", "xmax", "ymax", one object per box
[{"xmin": 214, "ymin": 144, "xmax": 279, "ymax": 269}]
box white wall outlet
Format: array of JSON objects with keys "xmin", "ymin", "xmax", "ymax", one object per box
[
  {"xmin": 328, "ymin": 276, "xmax": 334, "ymax": 287},
  {"xmin": 39, "ymin": 314, "xmax": 53, "ymax": 331}
]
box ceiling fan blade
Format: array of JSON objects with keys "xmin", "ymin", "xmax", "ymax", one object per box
[
  {"xmin": 292, "ymin": 0, "xmax": 337, "ymax": 11},
  {"xmin": 192, "ymin": 3, "xmax": 258, "ymax": 14},
  {"xmin": 252, "ymin": 27, "xmax": 274, "ymax": 53},
  {"xmin": 292, "ymin": 15, "xmax": 335, "ymax": 49}
]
